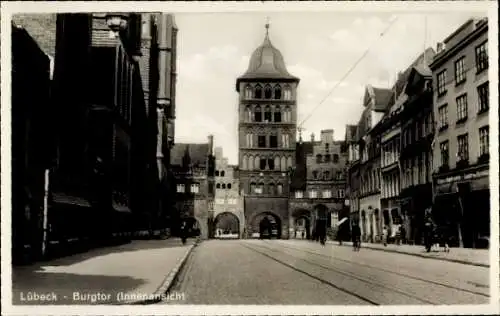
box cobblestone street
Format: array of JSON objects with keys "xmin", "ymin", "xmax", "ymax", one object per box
[{"xmin": 166, "ymin": 239, "xmax": 490, "ymax": 305}]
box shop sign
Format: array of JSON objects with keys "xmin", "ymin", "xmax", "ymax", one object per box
[{"xmin": 437, "ymin": 169, "xmax": 489, "ymax": 185}]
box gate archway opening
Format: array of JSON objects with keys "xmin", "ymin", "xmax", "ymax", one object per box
[
  {"xmin": 313, "ymin": 204, "xmax": 329, "ymax": 241},
  {"xmin": 214, "ymin": 212, "xmax": 240, "ymax": 239},
  {"xmin": 292, "ymin": 209, "xmax": 311, "ymax": 239},
  {"xmin": 251, "ymin": 212, "xmax": 281, "ymax": 239}
]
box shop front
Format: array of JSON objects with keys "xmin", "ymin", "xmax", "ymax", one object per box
[
  {"xmin": 433, "ymin": 167, "xmax": 489, "ymax": 248},
  {"xmin": 399, "ymin": 184, "xmax": 433, "ymax": 245}
]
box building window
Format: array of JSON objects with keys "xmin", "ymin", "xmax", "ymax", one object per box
[
  {"xmin": 283, "ymin": 85, "xmax": 292, "ymax": 100},
  {"xmin": 254, "ymin": 85, "xmax": 262, "ymax": 99},
  {"xmin": 316, "ymin": 154, "xmax": 322, "ymax": 163},
  {"xmin": 322, "ymin": 190, "xmax": 332, "ymax": 198},
  {"xmin": 277, "ymin": 183, "xmax": 283, "ymax": 195},
  {"xmin": 191, "ymin": 183, "xmax": 200, "ymax": 193},
  {"xmin": 312, "ymin": 170, "xmax": 318, "ymax": 179},
  {"xmin": 177, "ymin": 184, "xmax": 185, "ymax": 193},
  {"xmin": 245, "ymin": 85, "xmax": 253, "ymax": 99},
  {"xmin": 259, "ymin": 158, "xmax": 266, "ymax": 170},
  {"xmin": 475, "ymin": 41, "xmax": 488, "ymax": 73},
  {"xmin": 333, "ymin": 154, "xmax": 339, "ymax": 163},
  {"xmin": 270, "ymin": 135, "xmax": 278, "ymax": 148},
  {"xmin": 324, "ymin": 154, "xmax": 331, "ymax": 163},
  {"xmin": 216, "ymin": 183, "xmax": 221, "ymax": 189},
  {"xmin": 215, "ymin": 170, "xmax": 220, "ymax": 176},
  {"xmin": 274, "ymin": 85, "xmax": 282, "ymax": 99},
  {"xmin": 454, "ymin": 56, "xmax": 466, "ymax": 85},
  {"xmin": 250, "ymin": 182, "xmax": 256, "ymax": 193},
  {"xmin": 457, "ymin": 134, "xmax": 469, "ymax": 162},
  {"xmin": 477, "ymin": 82, "xmax": 489, "ymax": 113},
  {"xmin": 221, "ymin": 183, "xmax": 226, "ymax": 189},
  {"xmin": 228, "ymin": 183, "xmax": 232, "ymax": 189},
  {"xmin": 284, "ymin": 106, "xmax": 291, "ymax": 122},
  {"xmin": 479, "ymin": 126, "xmax": 489, "ymax": 156},
  {"xmin": 325, "ymin": 143, "xmax": 329, "ymax": 153},
  {"xmin": 437, "ymin": 69, "xmax": 447, "ymax": 96},
  {"xmin": 295, "ymin": 191, "xmax": 303, "ymax": 198},
  {"xmin": 264, "ymin": 105, "xmax": 272, "ymax": 122},
  {"xmin": 220, "ymin": 171, "xmax": 225, "ymax": 177},
  {"xmin": 456, "ymin": 94, "xmax": 468, "ymax": 123},
  {"xmin": 309, "ymin": 190, "xmax": 317, "ymax": 198},
  {"xmin": 336, "ymin": 172, "xmax": 343, "ymax": 180},
  {"xmin": 438, "ymin": 104, "xmax": 448, "ymax": 130},
  {"xmin": 338, "ymin": 189, "xmax": 345, "ymax": 198},
  {"xmin": 282, "ymin": 134, "xmax": 290, "ymax": 148},
  {"xmin": 440, "ymin": 141, "xmax": 449, "ymax": 167},
  {"xmin": 324, "ymin": 170, "xmax": 330, "ymax": 180},
  {"xmin": 258, "ymin": 135, "xmax": 266, "ymax": 148},
  {"xmin": 274, "ymin": 106, "xmax": 282, "ymax": 122}
]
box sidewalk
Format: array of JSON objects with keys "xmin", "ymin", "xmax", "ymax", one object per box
[
  {"xmin": 12, "ymin": 238, "xmax": 196, "ymax": 305},
  {"xmin": 328, "ymin": 240, "xmax": 490, "ymax": 267}
]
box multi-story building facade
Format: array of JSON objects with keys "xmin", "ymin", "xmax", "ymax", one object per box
[
  {"xmin": 11, "ymin": 13, "xmax": 178, "ymax": 263},
  {"xmin": 399, "ymin": 49, "xmax": 436, "ymax": 245},
  {"xmin": 236, "ymin": 24, "xmax": 299, "ymax": 239},
  {"xmin": 345, "ymin": 125, "xmax": 361, "ymax": 230},
  {"xmin": 378, "ymin": 48, "xmax": 435, "ymax": 244},
  {"xmin": 430, "ymin": 18, "xmax": 489, "ymax": 248},
  {"xmin": 214, "ymin": 147, "xmax": 244, "ymax": 238},
  {"xmin": 354, "ymin": 85, "xmax": 392, "ymax": 242},
  {"xmin": 289, "ymin": 131, "xmax": 348, "ymax": 240},
  {"xmin": 170, "ymin": 136, "xmax": 215, "ymax": 239}
]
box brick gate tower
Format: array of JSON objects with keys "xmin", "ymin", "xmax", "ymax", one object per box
[{"xmin": 236, "ymin": 22, "xmax": 300, "ymax": 239}]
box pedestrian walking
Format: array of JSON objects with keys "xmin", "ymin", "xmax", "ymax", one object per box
[
  {"xmin": 383, "ymin": 226, "xmax": 388, "ymax": 247},
  {"xmin": 180, "ymin": 221, "xmax": 187, "ymax": 245},
  {"xmin": 301, "ymin": 230, "xmax": 305, "ymax": 239},
  {"xmin": 351, "ymin": 223, "xmax": 361, "ymax": 251}
]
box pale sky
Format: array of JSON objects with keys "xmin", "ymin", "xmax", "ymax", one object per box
[{"xmin": 174, "ymin": 12, "xmax": 480, "ymax": 164}]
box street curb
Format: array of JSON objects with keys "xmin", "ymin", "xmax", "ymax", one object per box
[
  {"xmin": 128, "ymin": 240, "xmax": 200, "ymax": 305},
  {"xmin": 328, "ymin": 241, "xmax": 489, "ymax": 268}
]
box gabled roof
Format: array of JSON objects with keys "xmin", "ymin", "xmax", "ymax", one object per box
[{"xmin": 170, "ymin": 143, "xmax": 209, "ymax": 167}]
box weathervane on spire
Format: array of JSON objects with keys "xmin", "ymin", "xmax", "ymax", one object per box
[{"xmin": 265, "ymin": 16, "xmax": 270, "ymax": 37}]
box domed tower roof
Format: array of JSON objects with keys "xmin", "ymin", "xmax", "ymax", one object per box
[{"xmin": 236, "ymin": 22, "xmax": 299, "ymax": 91}]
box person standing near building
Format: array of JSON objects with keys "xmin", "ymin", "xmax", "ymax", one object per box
[
  {"xmin": 382, "ymin": 226, "xmax": 388, "ymax": 247},
  {"xmin": 351, "ymin": 223, "xmax": 361, "ymax": 251}
]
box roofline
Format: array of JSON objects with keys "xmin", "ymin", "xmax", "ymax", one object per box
[{"xmin": 430, "ymin": 20, "xmax": 488, "ymax": 70}]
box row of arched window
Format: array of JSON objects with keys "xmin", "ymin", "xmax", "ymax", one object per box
[
  {"xmin": 216, "ymin": 183, "xmax": 232, "ymax": 189},
  {"xmin": 215, "ymin": 170, "xmax": 225, "ymax": 177},
  {"xmin": 244, "ymin": 133, "xmax": 290, "ymax": 148},
  {"xmin": 315, "ymin": 154, "xmax": 340, "ymax": 164},
  {"xmin": 241, "ymin": 155, "xmax": 293, "ymax": 171},
  {"xmin": 244, "ymin": 84, "xmax": 292, "ymax": 100},
  {"xmin": 244, "ymin": 105, "xmax": 292, "ymax": 123},
  {"xmin": 248, "ymin": 182, "xmax": 284, "ymax": 195}
]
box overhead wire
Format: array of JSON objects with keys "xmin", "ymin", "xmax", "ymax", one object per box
[{"xmin": 298, "ymin": 16, "xmax": 400, "ymax": 129}]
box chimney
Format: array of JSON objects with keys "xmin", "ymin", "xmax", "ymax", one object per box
[
  {"xmin": 320, "ymin": 129, "xmax": 334, "ymax": 143},
  {"xmin": 208, "ymin": 135, "xmax": 214, "ymax": 156},
  {"xmin": 310, "ymin": 133, "xmax": 315, "ymax": 143}
]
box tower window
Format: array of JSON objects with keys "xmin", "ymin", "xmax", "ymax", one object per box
[
  {"xmin": 283, "ymin": 85, "xmax": 292, "ymax": 100},
  {"xmin": 255, "ymin": 105, "xmax": 262, "ymax": 122},
  {"xmin": 215, "ymin": 170, "xmax": 220, "ymax": 176},
  {"xmin": 268, "ymin": 158, "xmax": 275, "ymax": 170},
  {"xmin": 257, "ymin": 182, "xmax": 264, "ymax": 194},
  {"xmin": 260, "ymin": 159, "xmax": 266, "ymax": 170},
  {"xmin": 258, "ymin": 136, "xmax": 266, "ymax": 148},
  {"xmin": 227, "ymin": 183, "xmax": 232, "ymax": 189},
  {"xmin": 274, "ymin": 85, "xmax": 282, "ymax": 99},
  {"xmin": 255, "ymin": 85, "xmax": 262, "ymax": 99},
  {"xmin": 221, "ymin": 171, "xmax": 225, "ymax": 177},
  {"xmin": 221, "ymin": 183, "xmax": 226, "ymax": 189},
  {"xmin": 270, "ymin": 135, "xmax": 278, "ymax": 148},
  {"xmin": 245, "ymin": 85, "xmax": 253, "ymax": 99},
  {"xmin": 264, "ymin": 84, "xmax": 272, "ymax": 99},
  {"xmin": 264, "ymin": 105, "xmax": 272, "ymax": 122},
  {"xmin": 324, "ymin": 154, "xmax": 331, "ymax": 162},
  {"xmin": 216, "ymin": 183, "xmax": 221, "ymax": 189},
  {"xmin": 274, "ymin": 106, "xmax": 282, "ymax": 122},
  {"xmin": 246, "ymin": 105, "xmax": 252, "ymax": 122}
]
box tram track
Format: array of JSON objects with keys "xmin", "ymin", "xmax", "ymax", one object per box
[
  {"xmin": 243, "ymin": 241, "xmax": 488, "ymax": 305},
  {"xmin": 271, "ymin": 241, "xmax": 490, "ymax": 298}
]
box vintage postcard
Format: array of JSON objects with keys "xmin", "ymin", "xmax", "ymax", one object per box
[{"xmin": 1, "ymin": 1, "xmax": 498, "ymax": 315}]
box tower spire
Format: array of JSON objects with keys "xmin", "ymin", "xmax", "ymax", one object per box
[{"xmin": 265, "ymin": 16, "xmax": 270, "ymax": 38}]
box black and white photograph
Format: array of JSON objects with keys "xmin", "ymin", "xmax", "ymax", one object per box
[{"xmin": 1, "ymin": 1, "xmax": 498, "ymax": 315}]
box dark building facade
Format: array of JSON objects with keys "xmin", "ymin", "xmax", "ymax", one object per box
[
  {"xmin": 430, "ymin": 18, "xmax": 489, "ymax": 248},
  {"xmin": 11, "ymin": 13, "xmax": 178, "ymax": 263},
  {"xmin": 236, "ymin": 24, "xmax": 299, "ymax": 239},
  {"xmin": 11, "ymin": 23, "xmax": 52, "ymax": 264},
  {"xmin": 170, "ymin": 136, "xmax": 215, "ymax": 239}
]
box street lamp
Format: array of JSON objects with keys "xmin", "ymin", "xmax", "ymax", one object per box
[{"xmin": 106, "ymin": 13, "xmax": 129, "ymax": 38}]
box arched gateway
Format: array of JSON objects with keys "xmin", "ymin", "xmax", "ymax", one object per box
[{"xmin": 214, "ymin": 212, "xmax": 240, "ymax": 239}]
